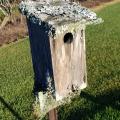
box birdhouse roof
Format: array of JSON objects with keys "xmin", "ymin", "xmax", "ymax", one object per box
[{"xmin": 19, "ymin": 1, "xmax": 103, "ymax": 27}]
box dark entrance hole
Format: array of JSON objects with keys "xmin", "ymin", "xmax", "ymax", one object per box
[{"xmin": 64, "ymin": 32, "xmax": 73, "ymax": 44}]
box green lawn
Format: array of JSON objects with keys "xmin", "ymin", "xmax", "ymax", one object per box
[
  {"xmin": 0, "ymin": 9, "xmax": 5, "ymax": 24},
  {"xmin": 0, "ymin": 3, "xmax": 120, "ymax": 120}
]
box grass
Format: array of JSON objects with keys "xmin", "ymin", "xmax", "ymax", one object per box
[
  {"xmin": 0, "ymin": 3, "xmax": 120, "ymax": 120},
  {"xmin": 0, "ymin": 9, "xmax": 5, "ymax": 24},
  {"xmin": 0, "ymin": 40, "xmax": 35, "ymax": 120}
]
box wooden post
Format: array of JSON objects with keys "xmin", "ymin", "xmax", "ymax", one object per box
[{"xmin": 48, "ymin": 108, "xmax": 58, "ymax": 120}]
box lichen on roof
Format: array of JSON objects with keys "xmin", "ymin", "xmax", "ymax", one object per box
[{"xmin": 19, "ymin": 0, "xmax": 103, "ymax": 27}]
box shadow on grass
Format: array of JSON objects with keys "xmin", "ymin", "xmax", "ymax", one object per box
[
  {"xmin": 81, "ymin": 89, "xmax": 120, "ymax": 111},
  {"xmin": 0, "ymin": 96, "xmax": 23, "ymax": 120},
  {"xmin": 62, "ymin": 89, "xmax": 120, "ymax": 120}
]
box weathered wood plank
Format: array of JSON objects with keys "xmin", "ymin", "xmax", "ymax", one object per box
[
  {"xmin": 50, "ymin": 26, "xmax": 87, "ymax": 100},
  {"xmin": 48, "ymin": 109, "xmax": 58, "ymax": 120}
]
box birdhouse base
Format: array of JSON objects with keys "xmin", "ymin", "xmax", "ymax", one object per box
[{"xmin": 34, "ymin": 82, "xmax": 87, "ymax": 119}]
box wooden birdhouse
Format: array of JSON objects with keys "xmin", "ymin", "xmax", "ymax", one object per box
[{"xmin": 19, "ymin": 0, "xmax": 102, "ymax": 117}]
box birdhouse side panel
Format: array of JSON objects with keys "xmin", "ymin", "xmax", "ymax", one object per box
[{"xmin": 27, "ymin": 19, "xmax": 55, "ymax": 93}]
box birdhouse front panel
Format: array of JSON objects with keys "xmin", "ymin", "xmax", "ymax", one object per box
[{"xmin": 50, "ymin": 23, "xmax": 87, "ymax": 100}]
